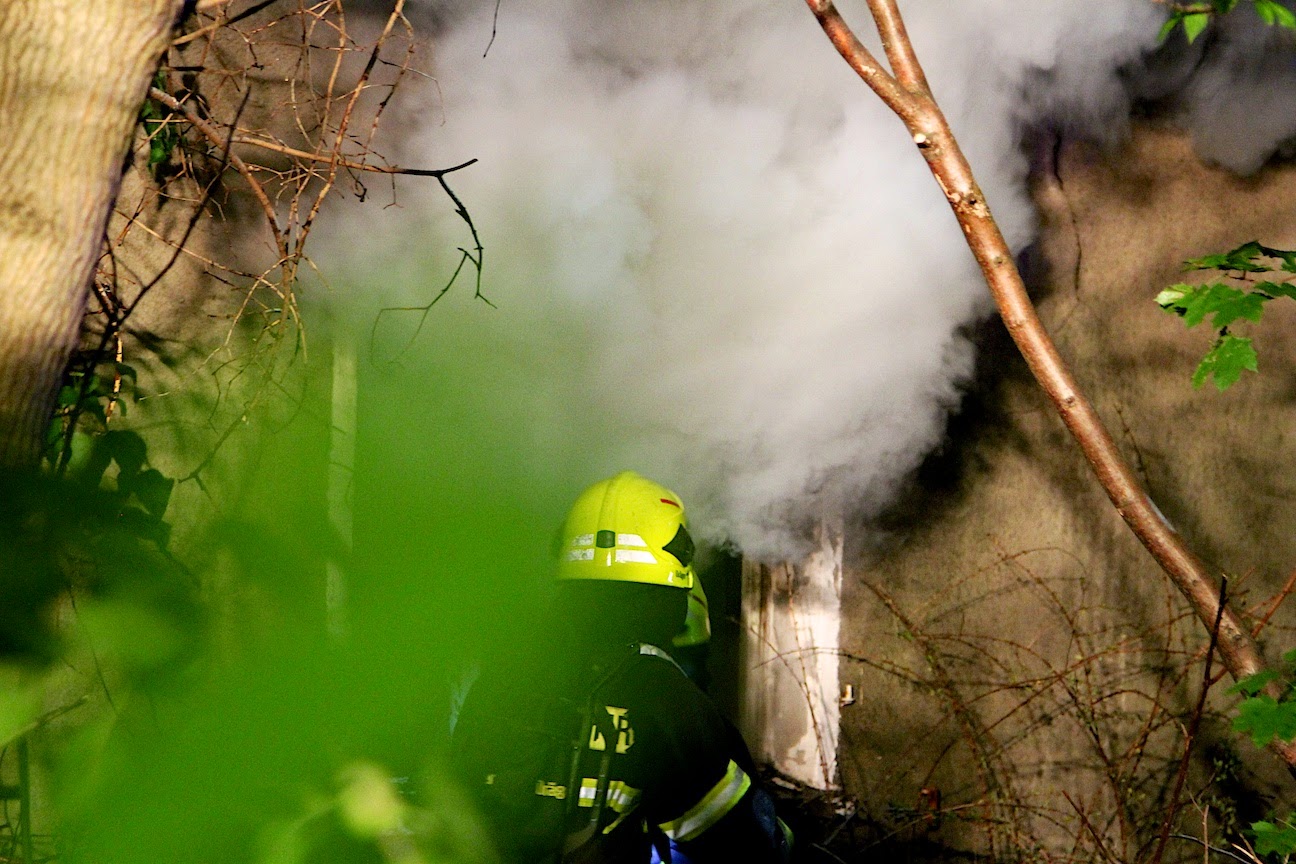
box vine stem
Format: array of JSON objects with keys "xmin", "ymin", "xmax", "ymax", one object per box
[{"xmin": 801, "ymin": 0, "xmax": 1296, "ymax": 772}]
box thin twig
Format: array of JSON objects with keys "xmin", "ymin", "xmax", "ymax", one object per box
[
  {"xmin": 800, "ymin": 0, "xmax": 1296, "ymax": 775},
  {"xmin": 4, "ymin": 696, "xmax": 90, "ymax": 745},
  {"xmin": 1148, "ymin": 578, "xmax": 1227, "ymax": 864},
  {"xmin": 1168, "ymin": 833, "xmax": 1256, "ymax": 864},
  {"xmin": 1250, "ymin": 565, "xmax": 1296, "ymax": 637},
  {"xmin": 1064, "ymin": 791, "xmax": 1123, "ymax": 864},
  {"xmin": 148, "ymin": 87, "xmax": 287, "ymax": 260},
  {"xmin": 483, "ymin": 0, "xmax": 503, "ymax": 57},
  {"xmin": 227, "ymin": 133, "xmax": 477, "ymax": 177}
]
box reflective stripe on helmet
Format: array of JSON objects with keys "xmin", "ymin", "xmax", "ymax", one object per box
[
  {"xmin": 614, "ymin": 549, "xmax": 658, "ymax": 564},
  {"xmin": 658, "ymin": 759, "xmax": 751, "ymax": 842}
]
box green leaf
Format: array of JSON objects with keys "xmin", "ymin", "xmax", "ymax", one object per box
[
  {"xmin": 1255, "ymin": 0, "xmax": 1296, "ymax": 28},
  {"xmin": 1213, "ymin": 0, "xmax": 1240, "ymax": 12},
  {"xmin": 258, "ymin": 819, "xmax": 309, "ymax": 864},
  {"xmin": 337, "ymin": 762, "xmax": 407, "ymax": 838},
  {"xmin": 86, "ymin": 373, "xmax": 113, "ymax": 399},
  {"xmin": 1193, "ymin": 335, "xmax": 1258, "ymax": 390},
  {"xmin": 1234, "ymin": 694, "xmax": 1296, "ymax": 745},
  {"xmin": 0, "ymin": 677, "xmax": 42, "ymax": 747},
  {"xmin": 44, "ymin": 417, "xmax": 66, "ymax": 456},
  {"xmin": 1253, "ymin": 819, "xmax": 1296, "ymax": 857},
  {"xmin": 115, "ymin": 506, "xmax": 172, "ymax": 548},
  {"xmin": 1257, "ymin": 243, "xmax": 1296, "ymax": 272},
  {"xmin": 1165, "ymin": 282, "xmax": 1268, "ymax": 329},
  {"xmin": 1231, "ymin": 668, "xmax": 1283, "ymax": 696},
  {"xmin": 66, "ymin": 429, "xmax": 100, "ymax": 479},
  {"xmin": 57, "ymin": 384, "xmax": 80, "ymax": 409},
  {"xmin": 75, "ymin": 599, "xmax": 184, "ymax": 669},
  {"xmin": 1158, "ymin": 13, "xmax": 1184, "ymax": 42},
  {"xmin": 128, "ymin": 468, "xmax": 174, "ymax": 519},
  {"xmin": 1185, "ymin": 241, "xmax": 1269, "ymax": 272},
  {"xmin": 1173, "ymin": 283, "xmax": 1243, "ymax": 327},
  {"xmin": 1155, "ymin": 284, "xmax": 1190, "ymax": 309},
  {"xmin": 104, "ymin": 430, "xmax": 147, "ymax": 480},
  {"xmin": 1283, "ymin": 647, "xmax": 1296, "ymax": 666},
  {"xmin": 1208, "ymin": 290, "xmax": 1267, "ymax": 328},
  {"xmin": 76, "ymin": 432, "xmax": 114, "ymax": 487},
  {"xmin": 1183, "ymin": 12, "xmax": 1212, "ymax": 42},
  {"xmin": 1252, "ymin": 281, "xmax": 1296, "ymax": 301},
  {"xmin": 81, "ymin": 399, "xmax": 107, "ymax": 425}
]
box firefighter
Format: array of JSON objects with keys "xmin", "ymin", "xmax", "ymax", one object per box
[
  {"xmin": 451, "ymin": 471, "xmax": 790, "ymax": 863},
  {"xmin": 671, "ymin": 576, "xmax": 712, "ymax": 689}
]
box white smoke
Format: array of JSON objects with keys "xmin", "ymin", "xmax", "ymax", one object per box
[
  {"xmin": 331, "ymin": 1, "xmax": 1296, "ymax": 560},
  {"xmin": 1173, "ymin": 17, "xmax": 1296, "ymax": 173}
]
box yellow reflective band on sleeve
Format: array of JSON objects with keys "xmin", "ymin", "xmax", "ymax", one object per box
[
  {"xmin": 608, "ymin": 781, "xmax": 641, "ymax": 813},
  {"xmin": 577, "ymin": 778, "xmax": 641, "ymax": 813},
  {"xmin": 603, "ymin": 809, "xmax": 634, "ymax": 835},
  {"xmin": 658, "ymin": 760, "xmax": 751, "ymax": 842}
]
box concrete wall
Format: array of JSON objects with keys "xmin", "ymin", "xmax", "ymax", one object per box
[{"xmin": 748, "ymin": 124, "xmax": 1296, "ymax": 858}]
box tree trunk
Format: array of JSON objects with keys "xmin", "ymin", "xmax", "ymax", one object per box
[{"xmin": 0, "ymin": 0, "xmax": 183, "ymax": 467}]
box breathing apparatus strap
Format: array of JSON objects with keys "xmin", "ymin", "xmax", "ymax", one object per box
[
  {"xmin": 637, "ymin": 642, "xmax": 686, "ymax": 675},
  {"xmin": 559, "ymin": 644, "xmax": 643, "ymax": 860}
]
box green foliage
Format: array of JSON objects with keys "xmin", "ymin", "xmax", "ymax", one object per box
[
  {"xmin": 1256, "ymin": 0, "xmax": 1296, "ymax": 27},
  {"xmin": 1229, "ymin": 650, "xmax": 1296, "ymax": 747},
  {"xmin": 139, "ymin": 72, "xmax": 180, "ymax": 177},
  {"xmin": 1160, "ymin": 0, "xmax": 1296, "ymax": 43},
  {"xmin": 256, "ymin": 761, "xmax": 496, "ymax": 864},
  {"xmin": 1190, "ymin": 335, "xmax": 1257, "ymax": 390},
  {"xmin": 1228, "ymin": 657, "xmax": 1296, "ymax": 860},
  {"xmin": 1232, "ymin": 667, "xmax": 1284, "ymax": 696},
  {"xmin": 1233, "ymin": 694, "xmax": 1296, "ymax": 747},
  {"xmin": 1253, "ymin": 817, "xmax": 1296, "ymax": 859},
  {"xmin": 1156, "ymin": 240, "xmax": 1296, "ymax": 390},
  {"xmin": 2, "ymin": 332, "xmax": 564, "ymax": 864},
  {"xmin": 43, "ymin": 354, "xmax": 176, "ymax": 554}
]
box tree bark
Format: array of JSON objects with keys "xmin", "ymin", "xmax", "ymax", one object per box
[
  {"xmin": 0, "ymin": 0, "xmax": 184, "ymax": 467},
  {"xmin": 802, "ymin": 0, "xmax": 1296, "ymax": 771}
]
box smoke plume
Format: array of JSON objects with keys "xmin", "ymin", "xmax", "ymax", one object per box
[{"xmin": 331, "ymin": 1, "xmax": 1296, "ymax": 560}]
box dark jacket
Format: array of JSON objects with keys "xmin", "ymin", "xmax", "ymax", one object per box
[{"xmin": 452, "ymin": 624, "xmax": 787, "ymax": 863}]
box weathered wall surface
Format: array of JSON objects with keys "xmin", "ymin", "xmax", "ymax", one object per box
[{"xmin": 833, "ymin": 124, "xmax": 1296, "ymax": 858}]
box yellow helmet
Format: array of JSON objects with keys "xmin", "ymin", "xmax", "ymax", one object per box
[
  {"xmin": 672, "ymin": 579, "xmax": 712, "ymax": 647},
  {"xmin": 556, "ymin": 471, "xmax": 695, "ymax": 590}
]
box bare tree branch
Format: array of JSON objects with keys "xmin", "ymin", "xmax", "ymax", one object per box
[
  {"xmin": 864, "ymin": 0, "xmax": 930, "ymax": 95},
  {"xmin": 148, "ymin": 86, "xmax": 288, "ymax": 260},
  {"xmin": 803, "ymin": 1, "xmax": 911, "ymax": 118},
  {"xmin": 801, "ymin": 0, "xmax": 1296, "ymax": 773}
]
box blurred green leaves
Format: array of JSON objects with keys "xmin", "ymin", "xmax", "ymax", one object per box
[
  {"xmin": 256, "ymin": 761, "xmax": 497, "ymax": 864},
  {"xmin": 73, "ymin": 598, "xmax": 187, "ymax": 669},
  {"xmin": 2, "ymin": 332, "xmax": 563, "ymax": 864},
  {"xmin": 0, "ymin": 678, "xmax": 43, "ymax": 748},
  {"xmin": 1255, "ymin": 0, "xmax": 1296, "ymax": 27},
  {"xmin": 1159, "ymin": 0, "xmax": 1296, "ymax": 44}
]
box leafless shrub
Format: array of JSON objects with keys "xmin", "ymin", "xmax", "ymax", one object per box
[
  {"xmin": 807, "ymin": 549, "xmax": 1296, "ymax": 864},
  {"xmin": 54, "ymin": 0, "xmax": 476, "ymax": 484}
]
